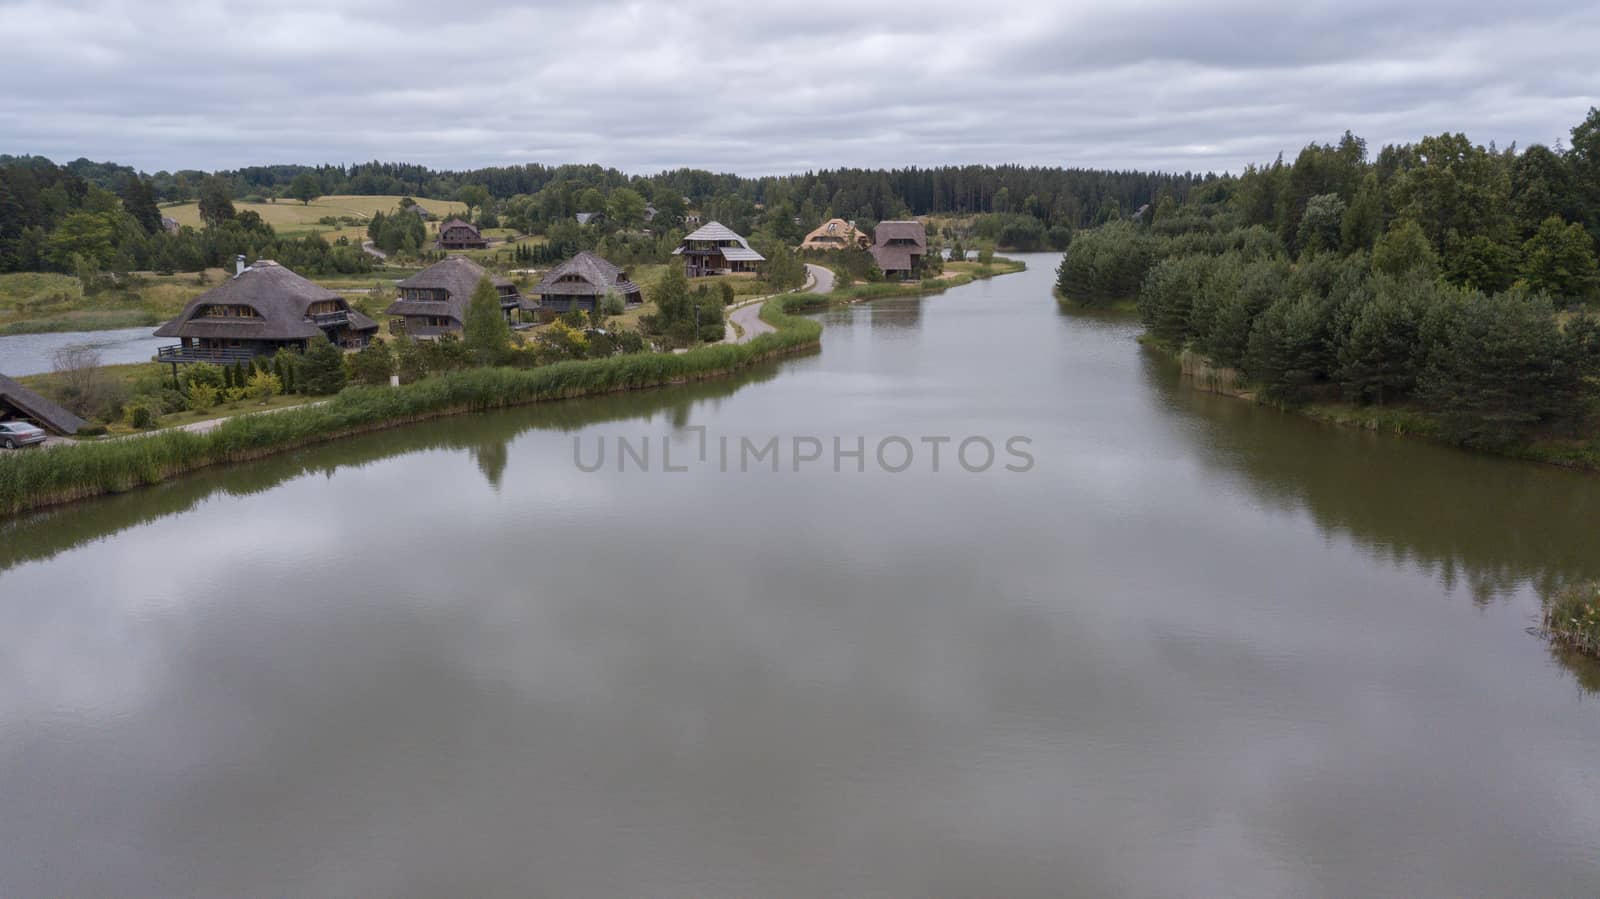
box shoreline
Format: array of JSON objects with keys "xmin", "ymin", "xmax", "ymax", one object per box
[
  {"xmin": 0, "ymin": 262, "xmax": 1026, "ymax": 518},
  {"xmin": 1132, "ymin": 332, "xmax": 1600, "ymax": 475}
]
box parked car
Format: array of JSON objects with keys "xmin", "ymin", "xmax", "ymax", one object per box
[{"xmin": 0, "ymin": 420, "xmax": 47, "ymax": 449}]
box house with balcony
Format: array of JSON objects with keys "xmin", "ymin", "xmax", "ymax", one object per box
[
  {"xmin": 534, "ymin": 251, "xmax": 643, "ymax": 313},
  {"xmin": 153, "ymin": 259, "xmax": 378, "ymax": 366},
  {"xmin": 438, "ymin": 218, "xmax": 488, "ymax": 250},
  {"xmin": 385, "ymin": 255, "xmax": 527, "ymax": 338},
  {"xmin": 672, "ymin": 221, "xmax": 765, "ymax": 277},
  {"xmin": 869, "ymin": 220, "xmax": 928, "ymax": 280}
]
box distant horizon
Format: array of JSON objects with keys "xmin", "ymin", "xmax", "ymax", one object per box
[{"xmin": 5, "ymin": 1, "xmax": 1596, "ymax": 181}]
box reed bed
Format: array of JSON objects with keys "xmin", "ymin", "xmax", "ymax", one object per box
[{"xmin": 0, "ymin": 296, "xmax": 822, "ymax": 516}]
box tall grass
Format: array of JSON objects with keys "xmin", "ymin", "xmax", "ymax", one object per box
[
  {"xmin": 0, "ymin": 297, "xmax": 821, "ymax": 517},
  {"xmin": 1545, "ymin": 582, "xmax": 1600, "ymax": 658}
]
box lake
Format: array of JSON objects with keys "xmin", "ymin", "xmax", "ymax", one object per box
[
  {"xmin": 2, "ymin": 254, "xmax": 1598, "ymax": 897},
  {"xmin": 0, "ymin": 326, "xmax": 165, "ymax": 377}
]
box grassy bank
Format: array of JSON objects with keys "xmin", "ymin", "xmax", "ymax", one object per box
[
  {"xmin": 0, "ymin": 295, "xmax": 822, "ymax": 517},
  {"xmin": 1138, "ymin": 337, "xmax": 1600, "ymax": 473},
  {"xmin": 829, "ymin": 258, "xmax": 1026, "ymax": 304}
]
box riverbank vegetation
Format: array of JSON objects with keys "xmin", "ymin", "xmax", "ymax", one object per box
[
  {"xmin": 827, "ymin": 257, "xmax": 1026, "ymax": 303},
  {"xmin": 1057, "ymin": 108, "xmax": 1600, "ymax": 468},
  {"xmin": 1544, "ymin": 582, "xmax": 1600, "ymax": 661},
  {"xmin": 0, "ymin": 292, "xmax": 823, "ymax": 516}
]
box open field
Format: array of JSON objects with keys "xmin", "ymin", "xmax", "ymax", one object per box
[
  {"xmin": 160, "ymin": 194, "xmax": 468, "ymax": 235},
  {"xmin": 0, "ymin": 269, "xmax": 231, "ymax": 334}
]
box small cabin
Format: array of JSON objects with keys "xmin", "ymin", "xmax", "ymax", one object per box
[
  {"xmin": 438, "ymin": 218, "xmax": 488, "ymax": 250},
  {"xmin": 535, "ymin": 251, "xmax": 643, "ymax": 313},
  {"xmin": 386, "ymin": 256, "xmax": 526, "ymax": 337}
]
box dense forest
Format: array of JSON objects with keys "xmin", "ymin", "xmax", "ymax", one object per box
[
  {"xmin": 0, "ymin": 150, "xmax": 1202, "ymax": 277},
  {"xmin": 1058, "ymin": 108, "xmax": 1600, "ymax": 452}
]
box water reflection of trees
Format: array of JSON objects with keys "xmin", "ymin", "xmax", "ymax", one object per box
[
  {"xmin": 0, "ymin": 362, "xmax": 782, "ymax": 572},
  {"xmin": 1137, "ymin": 349, "xmax": 1600, "ymax": 684}
]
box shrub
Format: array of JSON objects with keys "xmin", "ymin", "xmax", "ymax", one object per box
[
  {"xmin": 125, "ymin": 402, "xmax": 157, "ymax": 429},
  {"xmin": 187, "ymin": 383, "xmax": 219, "ymax": 411},
  {"xmin": 246, "ymin": 370, "xmax": 282, "ymax": 403}
]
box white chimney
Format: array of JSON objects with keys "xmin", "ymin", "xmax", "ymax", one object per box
[{"xmin": 235, "ymin": 255, "xmax": 247, "ymax": 277}]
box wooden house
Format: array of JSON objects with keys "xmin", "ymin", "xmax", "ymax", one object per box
[
  {"xmin": 385, "ymin": 255, "xmax": 527, "ymax": 337},
  {"xmin": 672, "ymin": 221, "xmax": 765, "ymax": 277},
  {"xmin": 153, "ymin": 259, "xmax": 378, "ymax": 365},
  {"xmin": 800, "ymin": 218, "xmax": 870, "ymax": 251},
  {"xmin": 870, "ymin": 221, "xmax": 927, "ymax": 280},
  {"xmin": 438, "ymin": 218, "xmax": 488, "ymax": 250},
  {"xmin": 535, "ymin": 251, "xmax": 643, "ymax": 313}
]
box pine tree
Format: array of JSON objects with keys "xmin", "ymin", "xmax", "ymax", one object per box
[
  {"xmin": 463, "ymin": 276, "xmax": 512, "ymax": 366},
  {"xmin": 298, "ymin": 335, "xmax": 347, "ymax": 395}
]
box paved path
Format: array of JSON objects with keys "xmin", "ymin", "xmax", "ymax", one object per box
[
  {"xmin": 724, "ymin": 264, "xmax": 836, "ymax": 345},
  {"xmin": 361, "ymin": 241, "xmax": 387, "ymax": 260}
]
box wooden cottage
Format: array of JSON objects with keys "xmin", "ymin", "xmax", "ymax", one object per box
[
  {"xmin": 535, "ymin": 251, "xmax": 643, "ymax": 313},
  {"xmin": 870, "ymin": 221, "xmax": 927, "ymax": 280},
  {"xmin": 438, "ymin": 218, "xmax": 488, "ymax": 250},
  {"xmin": 0, "ymin": 373, "xmax": 86, "ymax": 435},
  {"xmin": 385, "ymin": 256, "xmax": 527, "ymax": 338},
  {"xmin": 673, "ymin": 221, "xmax": 765, "ymax": 277},
  {"xmin": 800, "ymin": 218, "xmax": 870, "ymax": 251},
  {"xmin": 153, "ymin": 259, "xmax": 378, "ymax": 365}
]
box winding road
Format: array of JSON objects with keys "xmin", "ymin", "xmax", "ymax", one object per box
[{"xmin": 726, "ymin": 264, "xmax": 834, "ymax": 344}]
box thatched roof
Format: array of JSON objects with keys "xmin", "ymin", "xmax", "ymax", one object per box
[
  {"xmin": 387, "ymin": 256, "xmax": 514, "ymax": 323},
  {"xmin": 536, "ymin": 251, "xmax": 641, "ymax": 297},
  {"xmin": 800, "ymin": 218, "xmax": 868, "ymax": 250},
  {"xmin": 440, "ymin": 218, "xmax": 480, "ymax": 236},
  {"xmin": 0, "ymin": 373, "xmax": 86, "ymax": 435},
  {"xmin": 873, "ymin": 220, "xmax": 926, "ymax": 247},
  {"xmin": 154, "ymin": 260, "xmax": 377, "ymax": 340},
  {"xmin": 870, "ymin": 220, "xmax": 927, "ymax": 272}
]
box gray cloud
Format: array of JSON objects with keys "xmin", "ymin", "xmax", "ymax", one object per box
[{"xmin": 0, "ymin": 0, "xmax": 1596, "ymax": 175}]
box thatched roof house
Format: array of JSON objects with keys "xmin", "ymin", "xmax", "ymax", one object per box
[
  {"xmin": 800, "ymin": 218, "xmax": 870, "ymax": 251},
  {"xmin": 870, "ymin": 221, "xmax": 927, "ymax": 280},
  {"xmin": 386, "ymin": 256, "xmax": 526, "ymax": 337},
  {"xmin": 153, "ymin": 260, "xmax": 377, "ymax": 363},
  {"xmin": 0, "ymin": 373, "xmax": 85, "ymax": 435},
  {"xmin": 575, "ymin": 212, "xmax": 602, "ymax": 226},
  {"xmin": 438, "ymin": 218, "xmax": 488, "ymax": 250},
  {"xmin": 534, "ymin": 251, "xmax": 642, "ymax": 313},
  {"xmin": 160, "ymin": 216, "xmax": 180, "ymax": 234},
  {"xmin": 673, "ymin": 221, "xmax": 765, "ymax": 277}
]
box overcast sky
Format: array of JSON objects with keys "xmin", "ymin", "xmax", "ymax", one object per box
[{"xmin": 3, "ymin": 0, "xmax": 1598, "ymax": 177}]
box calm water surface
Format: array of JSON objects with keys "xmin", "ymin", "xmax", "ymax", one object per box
[
  {"xmin": 0, "ymin": 326, "xmax": 165, "ymax": 376},
  {"xmin": 3, "ymin": 254, "xmax": 1600, "ymax": 897}
]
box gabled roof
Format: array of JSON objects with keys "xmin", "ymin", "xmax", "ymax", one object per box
[
  {"xmin": 439, "ymin": 218, "xmax": 480, "ymax": 235},
  {"xmin": 673, "ymin": 221, "xmax": 766, "ymax": 262},
  {"xmin": 387, "ymin": 255, "xmax": 516, "ymax": 323},
  {"xmin": 0, "ymin": 373, "xmax": 86, "ymax": 435},
  {"xmin": 536, "ymin": 251, "xmax": 641, "ymax": 297},
  {"xmin": 154, "ymin": 261, "xmax": 376, "ymax": 340},
  {"xmin": 575, "ymin": 212, "xmax": 601, "ymax": 225},
  {"xmin": 873, "ymin": 220, "xmax": 927, "ymax": 248}
]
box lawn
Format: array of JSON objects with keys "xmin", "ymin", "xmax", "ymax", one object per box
[{"xmin": 161, "ymin": 194, "xmax": 468, "ymax": 235}]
